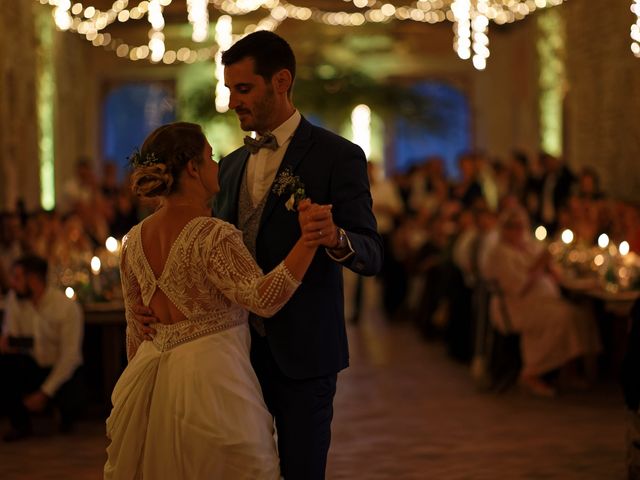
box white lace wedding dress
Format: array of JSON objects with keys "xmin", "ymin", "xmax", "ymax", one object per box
[{"xmin": 104, "ymin": 216, "xmax": 300, "ymax": 479}]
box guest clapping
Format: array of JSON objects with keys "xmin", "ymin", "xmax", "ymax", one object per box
[{"xmin": 484, "ymin": 207, "xmax": 601, "ymax": 397}]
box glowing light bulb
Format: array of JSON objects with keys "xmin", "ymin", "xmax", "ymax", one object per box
[
  {"xmin": 91, "ymin": 256, "xmax": 102, "ymax": 274},
  {"xmin": 106, "ymin": 236, "xmax": 118, "ymax": 253},
  {"xmin": 619, "ymin": 241, "xmax": 630, "ymax": 256},
  {"xmin": 535, "ymin": 225, "xmax": 547, "ymax": 241},
  {"xmin": 593, "ymin": 254, "xmax": 604, "ymax": 267},
  {"xmin": 597, "ymin": 233, "xmax": 609, "ymax": 249},
  {"xmin": 65, "ymin": 287, "xmax": 75, "ymax": 299},
  {"xmin": 561, "ymin": 229, "xmax": 574, "ymax": 244}
]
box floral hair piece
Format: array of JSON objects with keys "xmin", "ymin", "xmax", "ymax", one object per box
[{"xmin": 128, "ymin": 148, "xmax": 162, "ymax": 168}]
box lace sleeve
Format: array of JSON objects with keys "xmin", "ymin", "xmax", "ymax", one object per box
[
  {"xmin": 119, "ymin": 233, "xmax": 144, "ymax": 361},
  {"xmin": 203, "ymin": 221, "xmax": 301, "ymax": 318}
]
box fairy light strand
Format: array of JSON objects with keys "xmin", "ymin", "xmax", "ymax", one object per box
[{"xmin": 35, "ymin": 0, "xmax": 567, "ymax": 64}]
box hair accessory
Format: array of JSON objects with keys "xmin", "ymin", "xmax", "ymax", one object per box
[{"xmin": 128, "ymin": 148, "xmax": 162, "ymax": 168}]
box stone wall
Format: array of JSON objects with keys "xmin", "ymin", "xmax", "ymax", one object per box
[
  {"xmin": 0, "ymin": 1, "xmax": 97, "ymax": 211},
  {"xmin": 473, "ymin": 17, "xmax": 540, "ymax": 164},
  {"xmin": 563, "ymin": 0, "xmax": 640, "ymax": 201},
  {"xmin": 0, "ymin": 1, "xmax": 40, "ymax": 211}
]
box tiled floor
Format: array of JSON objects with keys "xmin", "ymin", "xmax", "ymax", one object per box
[{"xmin": 0, "ymin": 312, "xmax": 627, "ymax": 479}]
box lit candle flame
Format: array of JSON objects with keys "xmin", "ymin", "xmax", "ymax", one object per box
[
  {"xmin": 597, "ymin": 233, "xmax": 609, "ymax": 249},
  {"xmin": 106, "ymin": 236, "xmax": 119, "ymax": 253},
  {"xmin": 561, "ymin": 229, "xmax": 574, "ymax": 245},
  {"xmin": 620, "ymin": 241, "xmax": 630, "ymax": 256},
  {"xmin": 91, "ymin": 256, "xmax": 102, "ymax": 274}
]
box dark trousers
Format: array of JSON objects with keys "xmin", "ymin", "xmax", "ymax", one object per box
[
  {"xmin": 250, "ymin": 333, "xmax": 337, "ymax": 480},
  {"xmin": 0, "ymin": 354, "xmax": 84, "ymax": 431}
]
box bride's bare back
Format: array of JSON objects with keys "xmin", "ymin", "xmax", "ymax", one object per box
[{"xmin": 139, "ymin": 206, "xmax": 201, "ymax": 325}]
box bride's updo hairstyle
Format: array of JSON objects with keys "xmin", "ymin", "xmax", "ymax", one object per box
[{"xmin": 130, "ymin": 122, "xmax": 206, "ymax": 198}]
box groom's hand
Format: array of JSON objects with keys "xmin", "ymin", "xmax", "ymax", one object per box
[
  {"xmin": 131, "ymin": 304, "xmax": 158, "ymax": 340},
  {"xmin": 298, "ymin": 200, "xmax": 337, "ymax": 248}
]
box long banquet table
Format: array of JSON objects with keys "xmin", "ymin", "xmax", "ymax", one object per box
[{"xmin": 559, "ymin": 277, "xmax": 640, "ymax": 376}]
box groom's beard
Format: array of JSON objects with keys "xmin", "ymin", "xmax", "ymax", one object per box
[{"xmin": 239, "ymin": 85, "xmax": 277, "ymax": 132}]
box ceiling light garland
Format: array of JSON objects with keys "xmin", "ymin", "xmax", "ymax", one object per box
[
  {"xmin": 632, "ymin": 0, "xmax": 640, "ymax": 57},
  {"xmin": 37, "ymin": 0, "xmax": 566, "ymax": 65},
  {"xmin": 188, "ymin": 0, "xmax": 210, "ymax": 42}
]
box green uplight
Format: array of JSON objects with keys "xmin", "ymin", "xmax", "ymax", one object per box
[
  {"xmin": 37, "ymin": 8, "xmax": 56, "ymax": 210},
  {"xmin": 537, "ymin": 8, "xmax": 565, "ymax": 157}
]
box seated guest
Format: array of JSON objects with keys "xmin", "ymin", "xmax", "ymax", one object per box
[
  {"xmin": 484, "ymin": 207, "xmax": 601, "ymax": 397},
  {"xmin": 536, "ymin": 152, "xmax": 575, "ymax": 235},
  {"xmin": 0, "ymin": 255, "xmax": 84, "ymax": 441},
  {"xmin": 0, "ymin": 212, "xmax": 23, "ymax": 294}
]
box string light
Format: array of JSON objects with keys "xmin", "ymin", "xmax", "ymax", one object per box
[
  {"xmin": 35, "ymin": 0, "xmax": 567, "ymax": 64},
  {"xmin": 452, "ymin": 0, "xmax": 471, "ymax": 60},
  {"xmin": 53, "ymin": 0, "xmax": 72, "ymax": 30},
  {"xmin": 471, "ymin": 0, "xmax": 490, "ymax": 70},
  {"xmin": 632, "ymin": 0, "xmax": 640, "ymax": 57},
  {"xmin": 187, "ymin": 0, "xmax": 210, "ymax": 42},
  {"xmin": 215, "ymin": 15, "xmax": 233, "ymax": 112}
]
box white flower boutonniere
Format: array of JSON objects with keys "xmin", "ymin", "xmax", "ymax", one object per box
[{"xmin": 272, "ymin": 167, "xmax": 306, "ymax": 211}]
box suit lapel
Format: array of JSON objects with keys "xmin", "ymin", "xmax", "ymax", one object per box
[{"xmin": 259, "ymin": 117, "xmax": 314, "ymax": 229}]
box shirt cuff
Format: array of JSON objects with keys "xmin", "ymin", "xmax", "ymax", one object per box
[{"xmin": 325, "ymin": 231, "xmax": 355, "ymax": 263}]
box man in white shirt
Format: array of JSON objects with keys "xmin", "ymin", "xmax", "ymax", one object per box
[{"xmin": 0, "ymin": 255, "xmax": 84, "ymax": 442}]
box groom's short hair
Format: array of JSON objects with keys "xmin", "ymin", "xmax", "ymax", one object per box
[{"xmin": 221, "ymin": 31, "xmax": 296, "ymax": 89}]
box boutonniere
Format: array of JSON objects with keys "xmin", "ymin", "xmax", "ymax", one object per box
[{"xmin": 272, "ymin": 166, "xmax": 306, "ymax": 211}]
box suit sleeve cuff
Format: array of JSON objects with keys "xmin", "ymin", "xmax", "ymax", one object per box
[{"xmin": 325, "ymin": 231, "xmax": 355, "ymax": 263}]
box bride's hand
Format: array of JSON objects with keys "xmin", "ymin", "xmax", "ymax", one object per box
[{"xmin": 298, "ymin": 199, "xmax": 333, "ymax": 248}]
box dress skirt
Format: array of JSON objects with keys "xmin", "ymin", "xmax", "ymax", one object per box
[{"xmin": 104, "ymin": 322, "xmax": 280, "ymax": 479}]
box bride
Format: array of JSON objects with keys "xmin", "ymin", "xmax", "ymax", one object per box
[{"xmin": 103, "ymin": 122, "xmax": 327, "ymax": 479}]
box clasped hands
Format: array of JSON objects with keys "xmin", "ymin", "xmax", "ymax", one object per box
[{"xmin": 297, "ymin": 198, "xmax": 338, "ymax": 249}]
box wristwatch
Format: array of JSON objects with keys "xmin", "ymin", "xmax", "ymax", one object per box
[{"xmin": 334, "ymin": 227, "xmax": 348, "ymax": 250}]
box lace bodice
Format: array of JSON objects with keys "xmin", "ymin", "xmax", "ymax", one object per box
[{"xmin": 120, "ymin": 216, "xmax": 300, "ymax": 360}]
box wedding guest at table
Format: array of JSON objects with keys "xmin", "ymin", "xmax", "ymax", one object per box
[
  {"xmin": 575, "ymin": 166, "xmax": 604, "ymax": 201},
  {"xmin": 451, "ymin": 153, "xmax": 483, "ymax": 209},
  {"xmin": 536, "ymin": 152, "xmax": 575, "ymax": 235},
  {"xmin": 474, "ymin": 152, "xmax": 499, "ymax": 211},
  {"xmin": 108, "ymin": 186, "xmax": 140, "ymax": 239},
  {"xmin": 55, "ymin": 214, "xmax": 94, "ymax": 267},
  {"xmin": 60, "ymin": 157, "xmax": 110, "ymax": 244},
  {"xmin": 0, "ymin": 212, "xmax": 23, "ymax": 294},
  {"xmin": 507, "ymin": 150, "xmax": 540, "ymax": 221},
  {"xmin": 626, "ymin": 205, "xmax": 640, "ymax": 255},
  {"xmin": 0, "ymin": 255, "xmax": 84, "ymax": 441},
  {"xmin": 368, "ymin": 161, "xmax": 405, "ymax": 323},
  {"xmin": 423, "ymin": 156, "xmax": 447, "ymax": 194},
  {"xmin": 484, "ymin": 207, "xmax": 601, "ymax": 397},
  {"xmin": 101, "ymin": 161, "xmax": 120, "ymax": 203},
  {"xmin": 556, "ymin": 194, "xmax": 601, "ymax": 245},
  {"xmin": 411, "ymin": 210, "xmax": 455, "ymax": 339}
]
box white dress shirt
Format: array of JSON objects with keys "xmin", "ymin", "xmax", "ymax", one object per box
[
  {"xmin": 3, "ymin": 288, "xmax": 84, "ymax": 396},
  {"xmin": 246, "ymin": 110, "xmax": 355, "ymax": 262},
  {"xmin": 246, "ymin": 110, "xmax": 301, "ymax": 206}
]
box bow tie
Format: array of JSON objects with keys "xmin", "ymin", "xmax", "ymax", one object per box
[{"xmin": 243, "ymin": 132, "xmax": 279, "ymax": 154}]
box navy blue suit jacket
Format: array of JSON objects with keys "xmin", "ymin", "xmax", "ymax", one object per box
[{"xmin": 214, "ymin": 117, "xmax": 383, "ymax": 379}]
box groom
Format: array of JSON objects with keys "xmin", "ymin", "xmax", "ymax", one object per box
[{"xmin": 216, "ymin": 31, "xmax": 382, "ymax": 478}]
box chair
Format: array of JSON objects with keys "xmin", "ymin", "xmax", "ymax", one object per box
[{"xmin": 470, "ymin": 279, "xmax": 521, "ymax": 392}]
